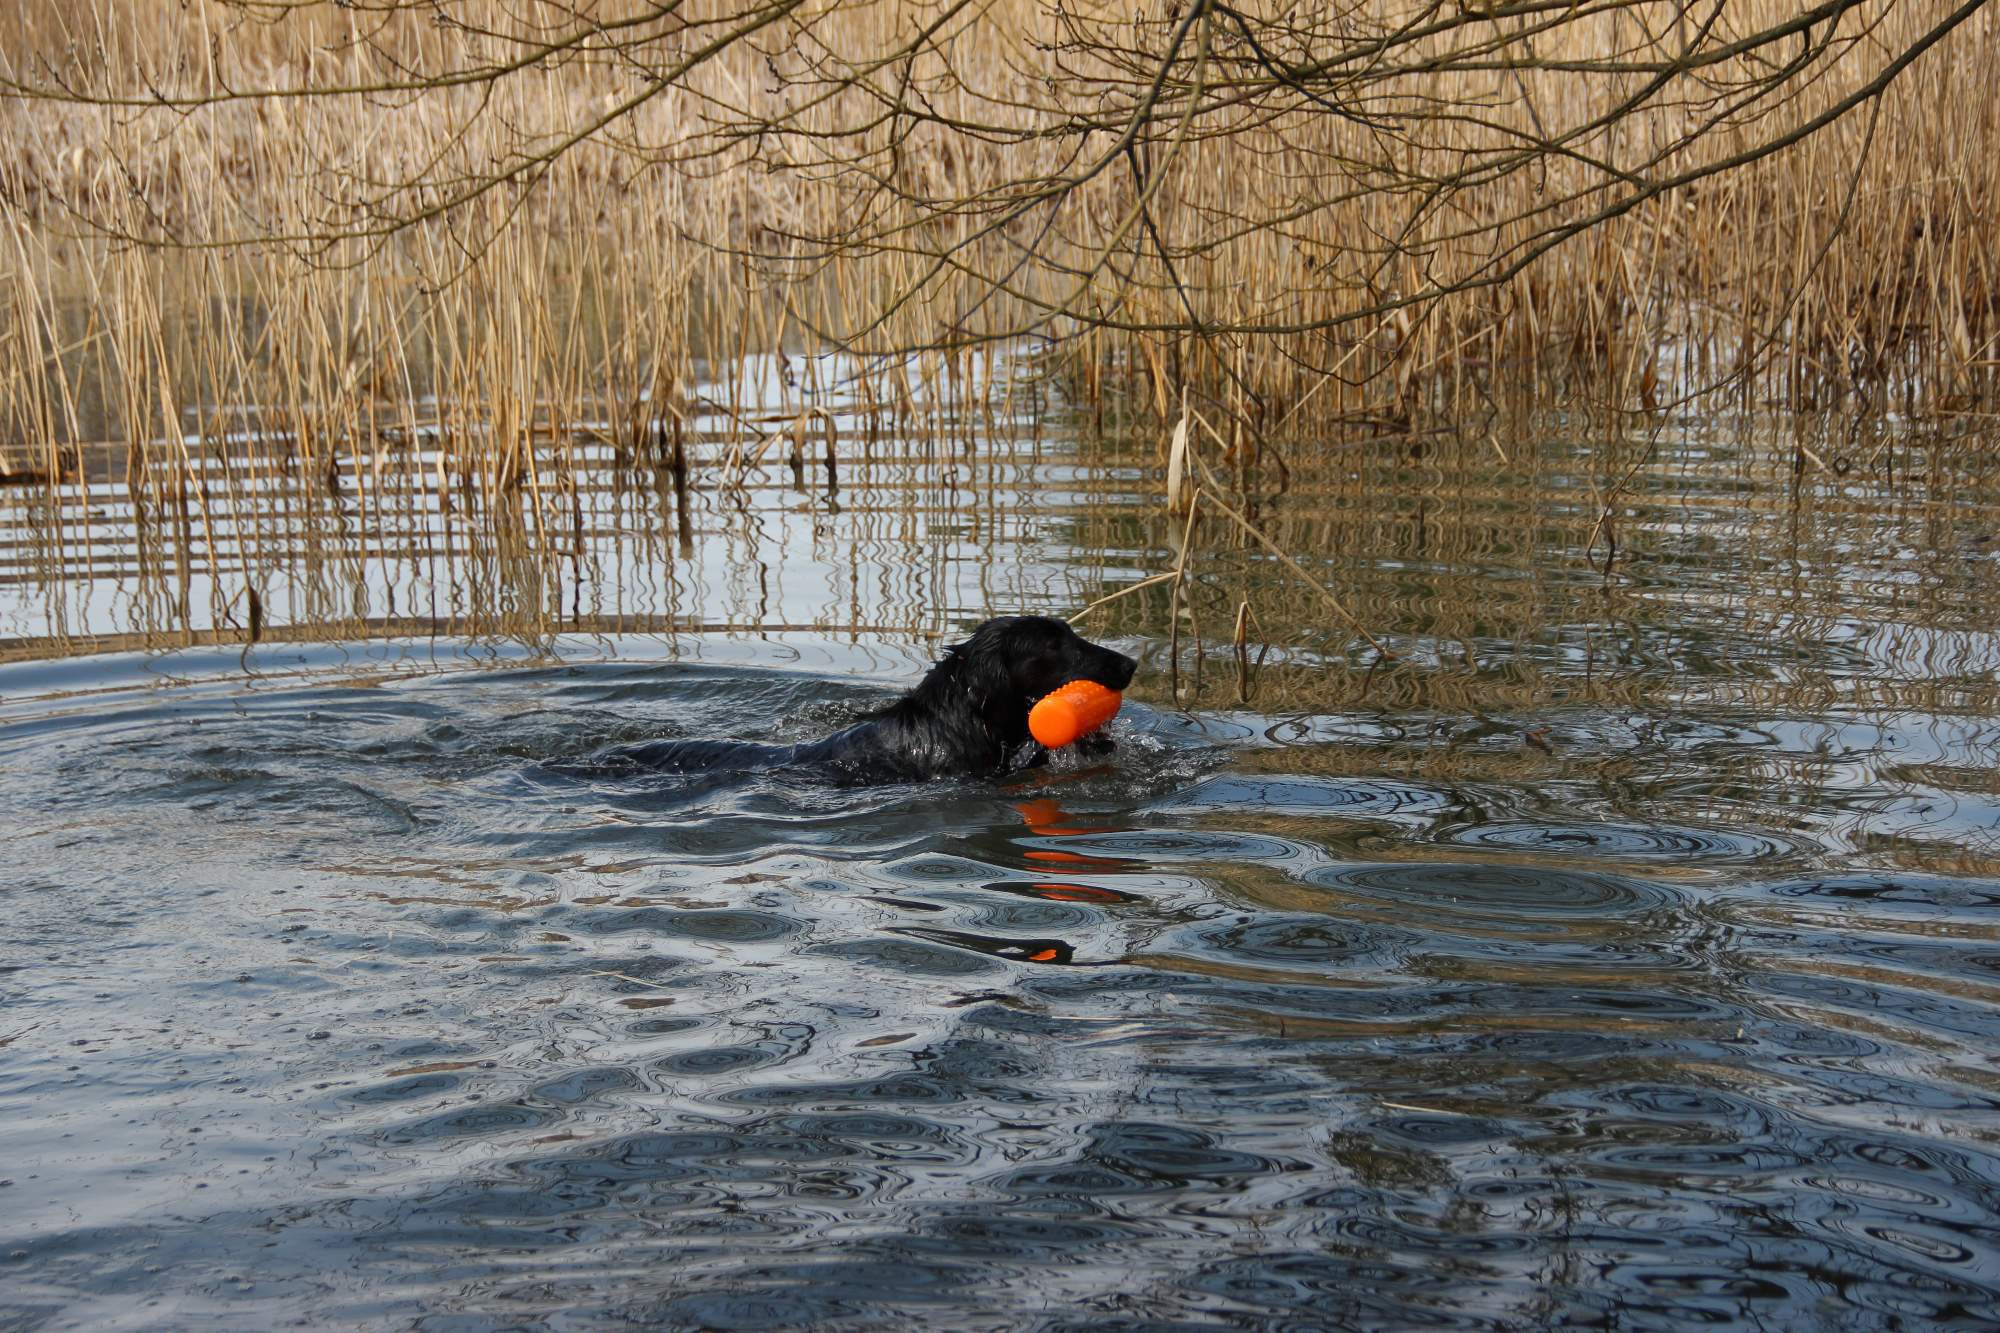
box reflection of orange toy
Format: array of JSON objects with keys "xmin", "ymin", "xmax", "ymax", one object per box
[
  {"xmin": 1013, "ymin": 798, "xmax": 1092, "ymax": 835},
  {"xmin": 1029, "ymin": 883, "xmax": 1125, "ymax": 904},
  {"xmin": 1028, "ymin": 680, "xmax": 1123, "ymax": 748},
  {"xmin": 1025, "ymin": 848, "xmax": 1120, "ymax": 867}
]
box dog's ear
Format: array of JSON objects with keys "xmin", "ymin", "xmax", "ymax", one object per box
[{"xmin": 963, "ymin": 626, "xmax": 1025, "ymax": 709}]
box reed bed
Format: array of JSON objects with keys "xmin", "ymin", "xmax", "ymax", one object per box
[
  {"xmin": 1, "ymin": 0, "xmax": 1995, "ymax": 471},
  {"xmin": 2, "ymin": 1, "xmax": 1997, "ymax": 662}
]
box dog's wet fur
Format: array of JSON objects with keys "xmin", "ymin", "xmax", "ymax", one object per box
[{"xmin": 582, "ymin": 616, "xmax": 1137, "ymax": 783}]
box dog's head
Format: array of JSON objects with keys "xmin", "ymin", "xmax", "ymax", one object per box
[
  {"xmin": 883, "ymin": 616, "xmax": 1138, "ymax": 770},
  {"xmin": 951, "ymin": 615, "xmax": 1138, "ymax": 714}
]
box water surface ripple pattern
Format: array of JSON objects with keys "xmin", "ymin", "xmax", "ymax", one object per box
[{"xmin": 3, "ymin": 642, "xmax": 1999, "ymax": 1328}]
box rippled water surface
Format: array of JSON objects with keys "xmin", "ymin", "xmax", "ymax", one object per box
[{"xmin": 4, "ymin": 398, "xmax": 2000, "ymax": 1327}]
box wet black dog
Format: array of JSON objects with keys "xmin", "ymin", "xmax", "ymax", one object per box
[{"xmin": 590, "ymin": 616, "xmax": 1137, "ymax": 782}]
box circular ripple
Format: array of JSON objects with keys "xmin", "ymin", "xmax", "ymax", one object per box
[
  {"xmin": 1304, "ymin": 861, "xmax": 1684, "ymax": 922},
  {"xmin": 1749, "ymin": 873, "xmax": 2000, "ymax": 913},
  {"xmin": 805, "ymin": 938, "xmax": 1004, "ymax": 977},
  {"xmin": 657, "ymin": 1045, "xmax": 781, "ymax": 1076},
  {"xmin": 380, "ymin": 1101, "xmax": 554, "ymax": 1145},
  {"xmin": 1193, "ymin": 915, "xmax": 1392, "ymax": 967},
  {"xmin": 663, "ymin": 910, "xmax": 803, "ymax": 943},
  {"xmin": 1056, "ymin": 829, "xmax": 1312, "ymax": 866},
  {"xmin": 1436, "ymin": 818, "xmax": 1801, "ymax": 864},
  {"xmin": 1152, "ymin": 775, "xmax": 1455, "ymax": 819}
]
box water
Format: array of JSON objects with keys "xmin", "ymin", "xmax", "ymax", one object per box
[{"xmin": 4, "ymin": 396, "xmax": 2000, "ymax": 1327}]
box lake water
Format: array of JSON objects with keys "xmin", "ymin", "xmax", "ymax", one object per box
[{"xmin": 3, "ymin": 374, "xmax": 1999, "ymax": 1327}]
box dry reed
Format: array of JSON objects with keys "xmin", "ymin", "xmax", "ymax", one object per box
[
  {"xmin": 1, "ymin": 1, "xmax": 1996, "ymax": 660},
  {"xmin": 0, "ymin": 1, "xmax": 1994, "ymax": 466}
]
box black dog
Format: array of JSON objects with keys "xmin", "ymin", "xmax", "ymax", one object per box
[{"xmin": 592, "ymin": 616, "xmax": 1137, "ymax": 782}]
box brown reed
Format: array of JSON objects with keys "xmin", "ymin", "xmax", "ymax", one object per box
[
  {"xmin": 1, "ymin": 1, "xmax": 1996, "ymax": 665},
  {"xmin": 1, "ymin": 0, "xmax": 1993, "ymax": 476}
]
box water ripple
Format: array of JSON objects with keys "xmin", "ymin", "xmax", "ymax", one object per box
[
  {"xmin": 1302, "ymin": 860, "xmax": 1687, "ymax": 926},
  {"xmin": 6, "ymin": 650, "xmax": 2000, "ymax": 1328},
  {"xmin": 1147, "ymin": 774, "xmax": 1458, "ymax": 820},
  {"xmin": 1434, "ymin": 817, "xmax": 1805, "ymax": 865}
]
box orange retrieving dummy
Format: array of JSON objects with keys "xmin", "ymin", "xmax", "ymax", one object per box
[{"xmin": 1028, "ymin": 680, "xmax": 1123, "ymax": 748}]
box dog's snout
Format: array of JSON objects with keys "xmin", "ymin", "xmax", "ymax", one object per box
[{"xmin": 1104, "ymin": 649, "xmax": 1138, "ymax": 689}]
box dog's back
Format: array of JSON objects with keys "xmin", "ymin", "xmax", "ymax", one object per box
[
  {"xmin": 582, "ymin": 723, "xmax": 921, "ymax": 784},
  {"xmin": 596, "ymin": 736, "xmax": 804, "ymax": 775}
]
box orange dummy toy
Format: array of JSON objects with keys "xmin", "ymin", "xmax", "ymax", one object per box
[{"xmin": 1027, "ymin": 680, "xmax": 1123, "ymax": 748}]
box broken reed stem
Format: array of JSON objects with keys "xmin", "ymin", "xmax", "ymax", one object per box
[
  {"xmin": 1067, "ymin": 570, "xmax": 1181, "ymax": 625},
  {"xmin": 1166, "ymin": 489, "xmax": 1201, "ymax": 708}
]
